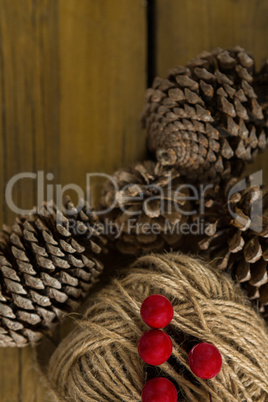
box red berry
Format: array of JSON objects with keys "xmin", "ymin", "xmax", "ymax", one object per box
[
  {"xmin": 140, "ymin": 294, "xmax": 174, "ymax": 329},
  {"xmin": 138, "ymin": 329, "xmax": 172, "ymax": 366},
  {"xmin": 188, "ymin": 343, "xmax": 222, "ymax": 379},
  {"xmin": 142, "ymin": 377, "xmax": 177, "ymax": 402}
]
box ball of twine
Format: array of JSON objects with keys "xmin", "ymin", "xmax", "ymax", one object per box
[{"xmin": 46, "ymin": 253, "xmax": 268, "ymax": 401}]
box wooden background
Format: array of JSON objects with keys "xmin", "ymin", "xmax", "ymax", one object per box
[{"xmin": 0, "ymin": 0, "xmax": 267, "ymax": 400}]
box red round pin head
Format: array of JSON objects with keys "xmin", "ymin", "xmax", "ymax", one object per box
[
  {"xmin": 188, "ymin": 342, "xmax": 222, "ymax": 379},
  {"xmin": 142, "ymin": 377, "xmax": 177, "ymax": 402},
  {"xmin": 138, "ymin": 329, "xmax": 173, "ymax": 366},
  {"xmin": 140, "ymin": 294, "xmax": 174, "ymax": 329}
]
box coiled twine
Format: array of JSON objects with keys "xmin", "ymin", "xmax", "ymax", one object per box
[{"xmin": 45, "ymin": 253, "xmax": 268, "ymax": 401}]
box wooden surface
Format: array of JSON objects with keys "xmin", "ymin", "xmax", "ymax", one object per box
[{"xmin": 0, "ymin": 0, "xmax": 268, "ymax": 401}]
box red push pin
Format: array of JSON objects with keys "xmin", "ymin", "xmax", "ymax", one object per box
[
  {"xmin": 188, "ymin": 343, "xmax": 222, "ymax": 379},
  {"xmin": 142, "ymin": 377, "xmax": 177, "ymax": 402},
  {"xmin": 138, "ymin": 329, "xmax": 173, "ymax": 366},
  {"xmin": 140, "ymin": 294, "xmax": 174, "ymax": 329}
]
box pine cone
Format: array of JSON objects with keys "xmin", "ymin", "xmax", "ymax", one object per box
[
  {"xmin": 0, "ymin": 198, "xmax": 106, "ymax": 347},
  {"xmin": 194, "ymin": 176, "xmax": 268, "ymax": 318},
  {"xmin": 100, "ymin": 161, "xmax": 190, "ymax": 254},
  {"xmin": 143, "ymin": 47, "xmax": 268, "ymax": 183}
]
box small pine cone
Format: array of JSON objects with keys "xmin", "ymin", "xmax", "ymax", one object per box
[
  {"xmin": 0, "ymin": 198, "xmax": 106, "ymax": 347},
  {"xmin": 194, "ymin": 177, "xmax": 268, "ymax": 318},
  {"xmin": 143, "ymin": 47, "xmax": 268, "ymax": 183},
  {"xmin": 100, "ymin": 161, "xmax": 190, "ymax": 254}
]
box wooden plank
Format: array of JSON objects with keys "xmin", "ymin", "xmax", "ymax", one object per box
[
  {"xmin": 155, "ymin": 0, "xmax": 268, "ymax": 181},
  {"xmin": 20, "ymin": 347, "xmax": 49, "ymax": 402},
  {"xmin": 155, "ymin": 0, "xmax": 268, "ymax": 74},
  {"xmin": 0, "ymin": 0, "xmax": 147, "ymax": 401},
  {"xmin": 0, "ymin": 19, "xmax": 4, "ymax": 228},
  {"xmin": 0, "ymin": 0, "xmax": 60, "ymax": 219},
  {"xmin": 58, "ymin": 0, "xmax": 147, "ymax": 207},
  {"xmin": 0, "ymin": 0, "xmax": 60, "ymax": 401},
  {"xmin": 0, "ymin": 0, "xmax": 61, "ymax": 228},
  {"xmin": 0, "ymin": 349, "xmax": 19, "ymax": 402}
]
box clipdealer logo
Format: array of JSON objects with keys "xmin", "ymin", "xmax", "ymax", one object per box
[{"xmin": 4, "ymin": 170, "xmax": 264, "ymax": 237}]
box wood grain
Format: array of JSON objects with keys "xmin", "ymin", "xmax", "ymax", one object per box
[
  {"xmin": 0, "ymin": 0, "xmax": 147, "ymax": 400},
  {"xmin": 58, "ymin": 0, "xmax": 147, "ymax": 206},
  {"xmin": 0, "ymin": 2, "xmax": 60, "ymax": 401},
  {"xmin": 0, "ymin": 0, "xmax": 60, "ymax": 227},
  {"xmin": 155, "ymin": 0, "xmax": 268, "ymax": 75},
  {"xmin": 154, "ymin": 0, "xmax": 268, "ymax": 181}
]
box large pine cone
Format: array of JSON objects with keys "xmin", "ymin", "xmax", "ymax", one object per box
[
  {"xmin": 100, "ymin": 161, "xmax": 190, "ymax": 254},
  {"xmin": 143, "ymin": 47, "xmax": 268, "ymax": 183},
  {"xmin": 0, "ymin": 198, "xmax": 106, "ymax": 347},
  {"xmin": 194, "ymin": 176, "xmax": 268, "ymax": 318}
]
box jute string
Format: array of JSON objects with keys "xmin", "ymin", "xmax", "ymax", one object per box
[{"xmin": 44, "ymin": 253, "xmax": 268, "ymax": 401}]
